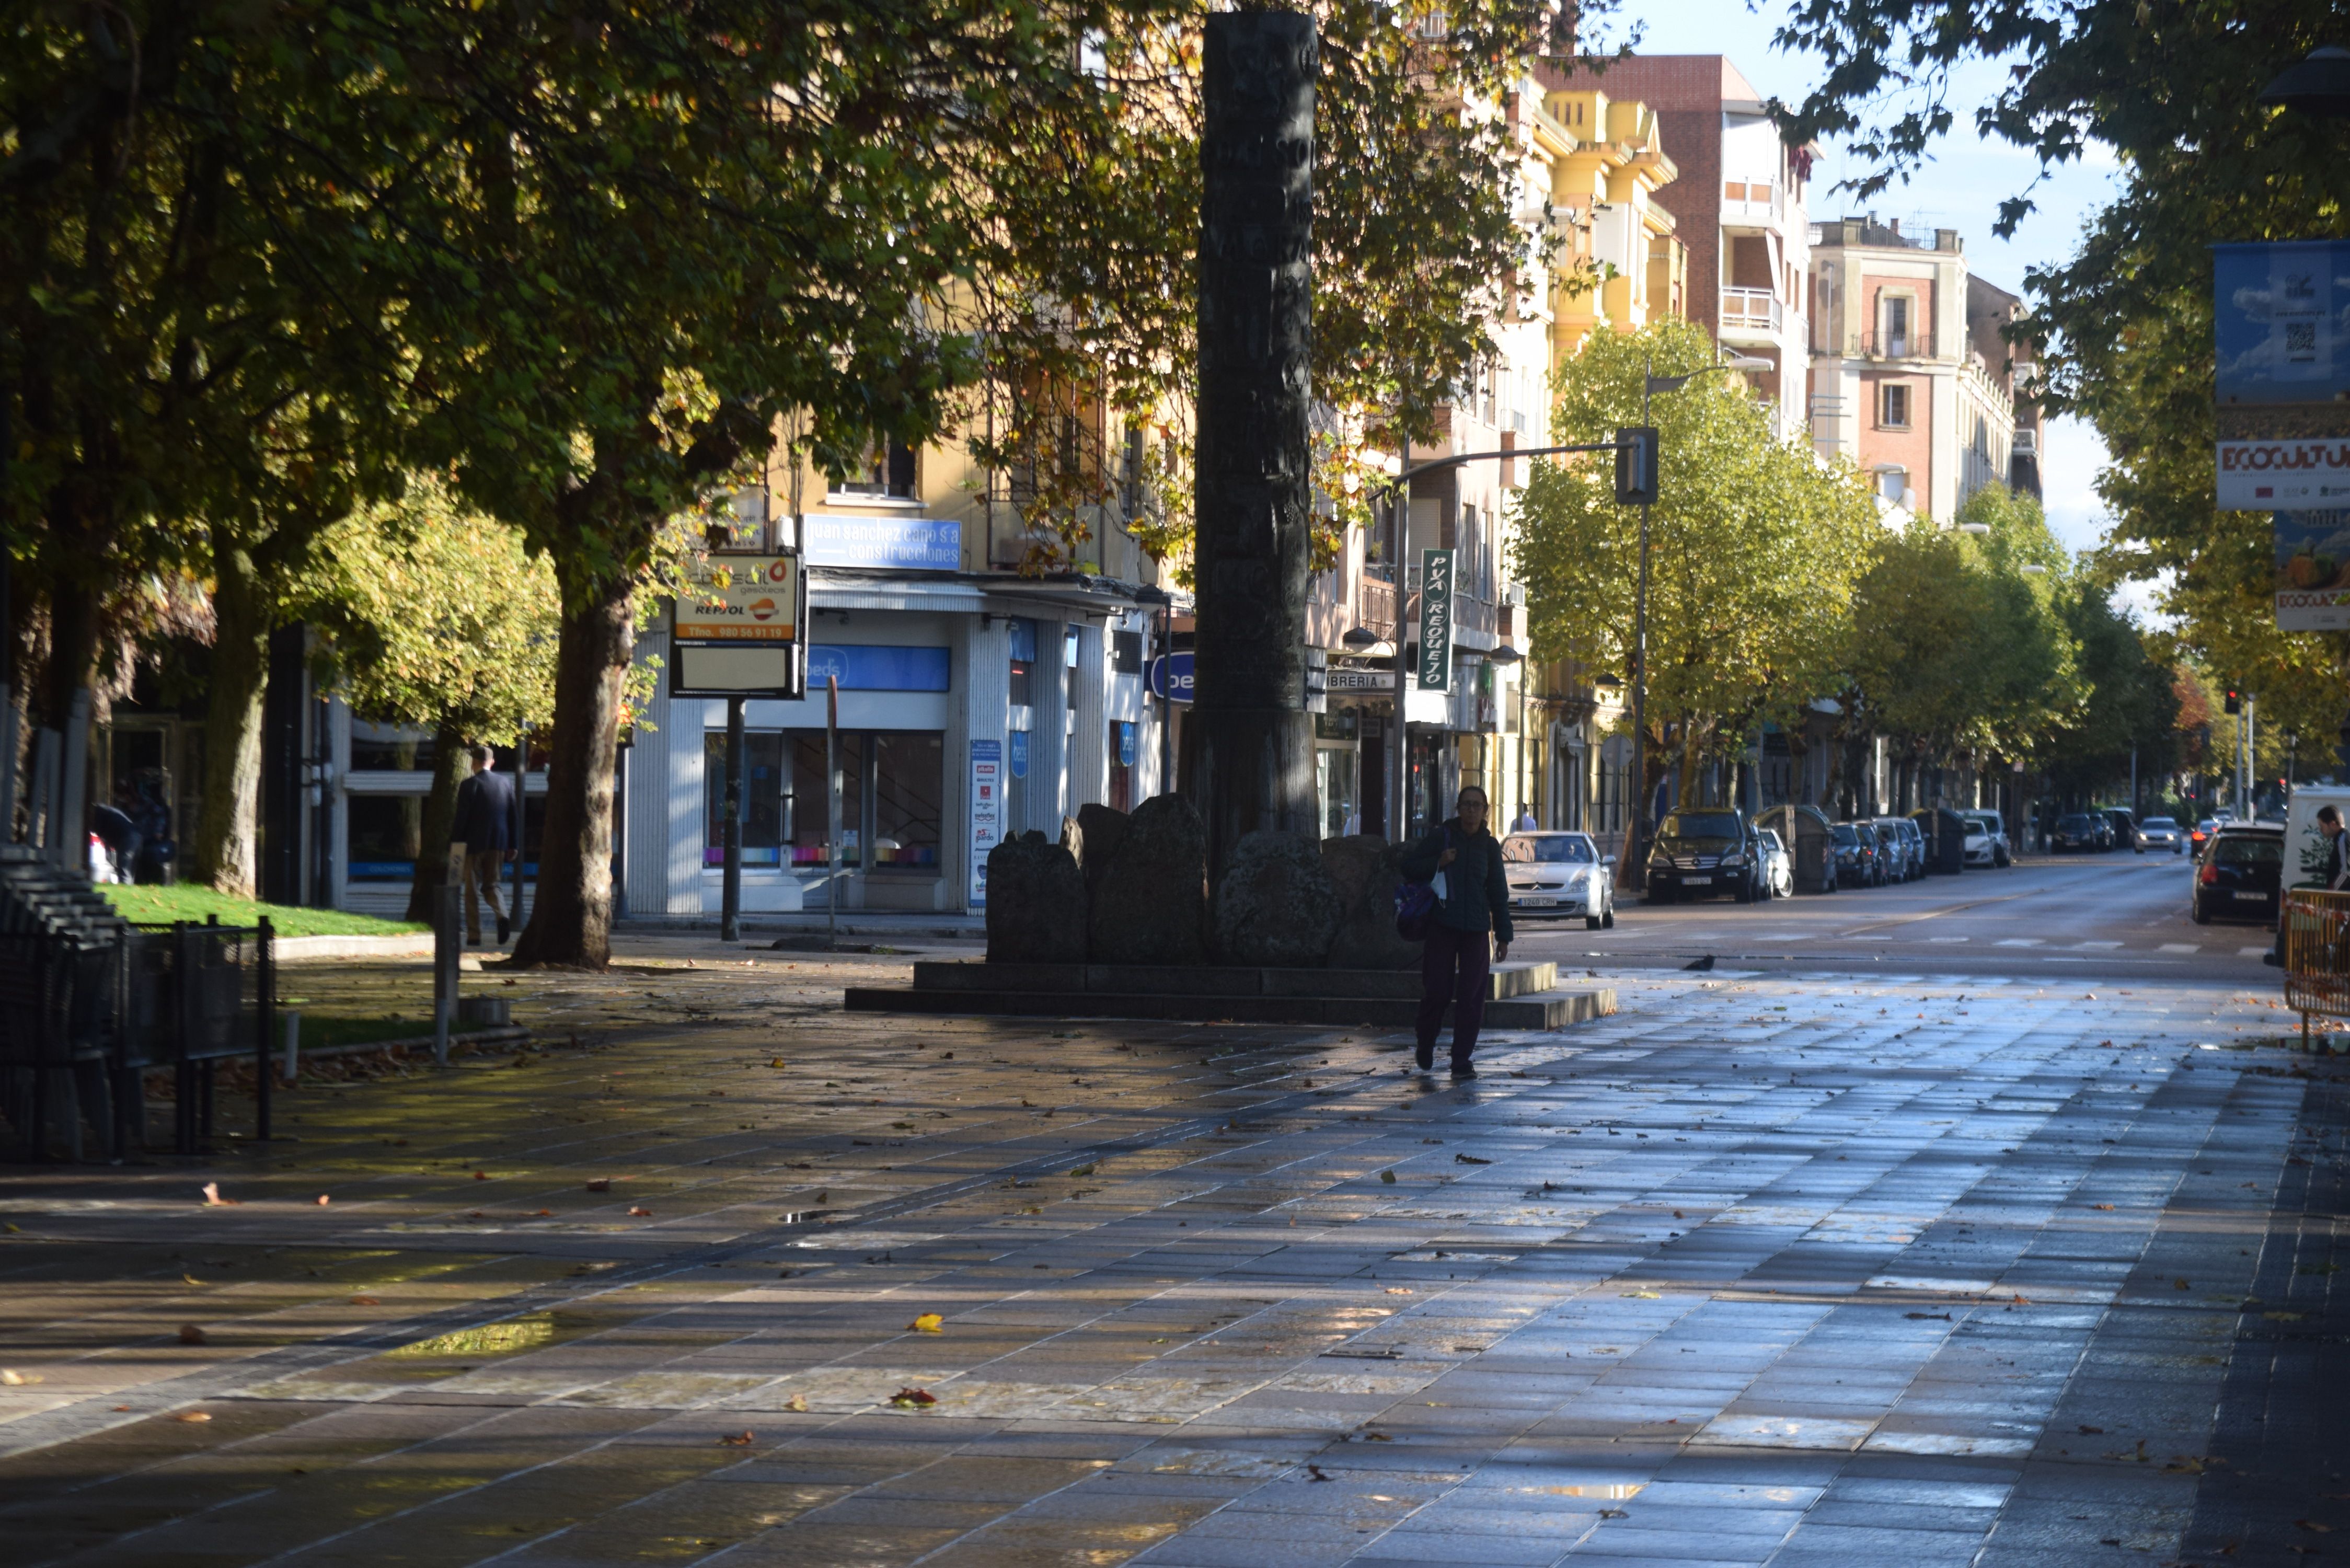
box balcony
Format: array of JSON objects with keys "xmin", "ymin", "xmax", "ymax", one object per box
[
  {"xmin": 1853, "ymin": 330, "xmax": 1935, "ymax": 361},
  {"xmin": 1720, "ymin": 287, "xmax": 1782, "ymax": 335},
  {"xmin": 2011, "ymin": 429, "xmax": 2038, "ymax": 458},
  {"xmin": 1721, "ymin": 179, "xmax": 1780, "ymax": 226},
  {"xmin": 1358, "ymin": 573, "xmax": 1396, "ymax": 638}
]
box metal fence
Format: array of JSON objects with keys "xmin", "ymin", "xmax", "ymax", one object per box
[{"xmin": 2280, "ymin": 889, "xmax": 2350, "ymax": 1046}]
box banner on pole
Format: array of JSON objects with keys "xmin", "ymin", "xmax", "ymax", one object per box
[
  {"xmin": 1417, "ymin": 549, "xmax": 1454, "ymax": 693},
  {"xmin": 2275, "ymin": 510, "xmax": 2350, "ymax": 630}
]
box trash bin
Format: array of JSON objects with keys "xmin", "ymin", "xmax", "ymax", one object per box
[
  {"xmin": 1756, "ymin": 804, "xmax": 1838, "ymax": 893},
  {"xmin": 1913, "ymin": 809, "xmax": 1968, "ymax": 875}
]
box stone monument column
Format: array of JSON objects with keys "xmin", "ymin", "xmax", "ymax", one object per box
[{"xmin": 1182, "ymin": 8, "xmax": 1319, "ymax": 883}]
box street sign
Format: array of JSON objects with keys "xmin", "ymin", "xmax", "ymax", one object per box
[
  {"xmin": 676, "ymin": 554, "xmax": 800, "ymax": 641},
  {"xmin": 1147, "ymin": 651, "xmax": 1196, "ymax": 702},
  {"xmin": 1418, "ymin": 548, "xmax": 1454, "ymax": 693}
]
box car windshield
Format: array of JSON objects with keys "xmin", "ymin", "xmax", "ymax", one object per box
[
  {"xmin": 2213, "ymin": 836, "xmax": 2283, "ymax": 864},
  {"xmin": 2143, "ymin": 817, "xmax": 2176, "ymax": 829},
  {"xmin": 1504, "ymin": 835, "xmax": 1594, "ymax": 864},
  {"xmin": 1660, "ymin": 812, "xmax": 1740, "ymax": 840},
  {"xmin": 1832, "ymin": 825, "xmax": 1859, "ymax": 845},
  {"xmin": 2059, "ymin": 814, "xmax": 2089, "ymax": 829}
]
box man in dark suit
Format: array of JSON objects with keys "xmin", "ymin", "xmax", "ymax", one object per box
[{"xmin": 452, "ymin": 742, "xmax": 516, "ymax": 944}]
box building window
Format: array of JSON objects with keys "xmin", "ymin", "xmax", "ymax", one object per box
[
  {"xmin": 1877, "ymin": 468, "xmax": 1908, "ymax": 504},
  {"xmin": 1882, "ymin": 294, "xmax": 1912, "ymax": 358},
  {"xmin": 838, "ymin": 437, "xmax": 917, "ymax": 499},
  {"xmin": 708, "ymin": 729, "xmax": 942, "ymax": 872},
  {"xmin": 704, "ymin": 731, "xmax": 789, "ymax": 867},
  {"xmin": 1880, "ymin": 383, "xmax": 1913, "ymax": 429}
]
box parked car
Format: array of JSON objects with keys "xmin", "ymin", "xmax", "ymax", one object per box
[
  {"xmin": 1757, "ymin": 827, "xmax": 1794, "ymax": 899},
  {"xmin": 2192, "ymin": 823, "xmax": 2285, "ymax": 924},
  {"xmin": 1831, "ymin": 822, "xmax": 1880, "ymax": 887},
  {"xmin": 1645, "ymin": 809, "xmax": 1763, "ymax": 903},
  {"xmin": 1959, "ymin": 810, "xmax": 2011, "ymax": 867},
  {"xmin": 2189, "ymin": 817, "xmax": 2219, "ymax": 854},
  {"xmin": 2136, "ymin": 815, "xmax": 2184, "ymax": 854},
  {"xmin": 1503, "ymin": 831, "xmax": 1616, "ymax": 929},
  {"xmin": 2093, "ymin": 812, "xmax": 2116, "ymax": 851},
  {"xmin": 2052, "ymin": 812, "xmax": 2099, "ymax": 852},
  {"xmin": 1874, "ymin": 815, "xmax": 1925, "ymax": 881}
]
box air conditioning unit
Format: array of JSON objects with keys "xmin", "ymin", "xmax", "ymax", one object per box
[{"xmin": 1501, "ymin": 581, "xmax": 1528, "ymax": 608}]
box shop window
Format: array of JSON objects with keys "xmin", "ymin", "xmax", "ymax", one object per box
[
  {"xmin": 703, "ymin": 731, "xmax": 788, "ymax": 867},
  {"xmin": 351, "ymin": 722, "xmax": 436, "ymax": 771},
  {"xmin": 347, "ymin": 794, "xmax": 423, "ymax": 880},
  {"xmin": 756, "ymin": 729, "xmax": 943, "ymax": 873},
  {"xmin": 1317, "ymin": 748, "xmax": 1359, "ymax": 837}
]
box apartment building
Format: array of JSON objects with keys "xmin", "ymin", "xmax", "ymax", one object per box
[
  {"xmin": 1807, "ymin": 216, "xmax": 2033, "ymax": 522},
  {"xmin": 1546, "ymin": 56, "xmax": 1814, "ymax": 443}
]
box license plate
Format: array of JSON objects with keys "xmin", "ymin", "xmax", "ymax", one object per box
[
  {"xmin": 2234, "ymin": 891, "xmax": 2269, "ymax": 901},
  {"xmin": 1518, "ymin": 896, "xmax": 1556, "ymax": 907},
  {"xmin": 1685, "ymin": 875, "xmax": 1712, "ymax": 885}
]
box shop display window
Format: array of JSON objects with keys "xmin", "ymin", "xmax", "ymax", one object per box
[
  {"xmin": 703, "ymin": 731, "xmax": 789, "ymax": 866},
  {"xmin": 704, "ymin": 728, "xmax": 943, "ymax": 873}
]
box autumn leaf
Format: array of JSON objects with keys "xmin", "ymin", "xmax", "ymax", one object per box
[
  {"xmin": 888, "ymin": 1387, "xmax": 937, "ymax": 1408},
  {"xmin": 907, "ymin": 1313, "xmax": 943, "ymax": 1333}
]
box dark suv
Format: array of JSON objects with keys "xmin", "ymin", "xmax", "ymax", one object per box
[
  {"xmin": 2193, "ymin": 824, "xmax": 2284, "ymax": 924},
  {"xmin": 1645, "ymin": 809, "xmax": 1762, "ymax": 903},
  {"xmin": 2052, "ymin": 812, "xmax": 2099, "ymax": 852}
]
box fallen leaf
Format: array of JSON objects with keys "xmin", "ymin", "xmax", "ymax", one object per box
[
  {"xmin": 784, "ymin": 1393, "xmax": 808, "ymax": 1412},
  {"xmin": 1622, "ymin": 1290, "xmax": 1660, "ymax": 1299},
  {"xmin": 888, "ymin": 1387, "xmax": 937, "ymax": 1408},
  {"xmin": 473, "ymin": 1171, "xmax": 489, "ymax": 1181},
  {"xmin": 628, "ymin": 1207, "xmax": 652, "ymax": 1217},
  {"xmin": 1306, "ymin": 1463, "xmax": 1332, "ymax": 1482},
  {"xmin": 173, "ymin": 1411, "xmax": 212, "ymax": 1423},
  {"xmin": 1384, "ymin": 1287, "xmax": 1413, "ymax": 1296},
  {"xmin": 533, "ymin": 1209, "xmax": 552, "ymax": 1217},
  {"xmin": 908, "ymin": 1313, "xmax": 944, "ymax": 1333},
  {"xmin": 718, "ymin": 1431, "xmax": 754, "ymax": 1446},
  {"xmin": 349, "ymin": 1296, "xmax": 380, "ymax": 1307},
  {"xmin": 2175, "ymin": 1278, "xmax": 2192, "ymax": 1290},
  {"xmin": 0, "ymin": 1369, "xmax": 30, "ymax": 1386},
  {"xmin": 2299, "ymin": 1520, "xmax": 2334, "ymax": 1534},
  {"xmin": 2079, "ymin": 1425, "xmax": 2105, "ymax": 1435},
  {"xmin": 1379, "ymin": 1170, "xmax": 1397, "ymax": 1184},
  {"xmin": 1453, "ymin": 1153, "xmax": 1490, "ymax": 1165},
  {"xmin": 199, "ymin": 1182, "xmax": 238, "ymax": 1207},
  {"xmin": 1362, "ymin": 1431, "xmax": 1393, "ymax": 1442},
  {"xmin": 2092, "ymin": 1203, "xmax": 2115, "ymax": 1211},
  {"xmin": 2266, "ymin": 1311, "xmax": 2307, "ymax": 1322},
  {"xmin": 178, "ymin": 1324, "xmax": 207, "ymax": 1345},
  {"xmin": 315, "ymin": 1194, "xmax": 331, "ymax": 1206},
  {"xmin": 1069, "ymin": 1163, "xmax": 1096, "ymax": 1177},
  {"xmin": 585, "ymin": 1179, "xmax": 611, "ymax": 1192}
]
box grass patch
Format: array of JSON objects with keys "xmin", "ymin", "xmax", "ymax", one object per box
[{"xmin": 101, "ymin": 884, "xmax": 426, "ymax": 937}]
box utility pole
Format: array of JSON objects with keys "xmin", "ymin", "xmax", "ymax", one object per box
[
  {"xmin": 1390, "ymin": 440, "xmax": 1411, "ymax": 845},
  {"xmin": 719, "ymin": 696, "xmax": 744, "ymax": 942}
]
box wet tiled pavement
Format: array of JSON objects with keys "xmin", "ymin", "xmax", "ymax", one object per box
[{"xmin": 0, "ymin": 945, "xmax": 2341, "ymax": 1567}]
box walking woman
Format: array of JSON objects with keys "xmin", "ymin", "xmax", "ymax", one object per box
[{"xmin": 1398, "ymin": 784, "xmax": 1513, "ymax": 1078}]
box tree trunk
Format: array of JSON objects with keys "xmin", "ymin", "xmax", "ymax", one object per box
[
  {"xmin": 1674, "ymin": 716, "xmax": 1707, "ymax": 811},
  {"xmin": 509, "ymin": 560, "xmax": 632, "ymax": 970},
  {"xmin": 402, "ymin": 715, "xmax": 467, "ymax": 923},
  {"xmin": 189, "ymin": 538, "xmax": 270, "ymax": 896}
]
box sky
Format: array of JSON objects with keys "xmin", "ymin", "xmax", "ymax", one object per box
[{"xmin": 1619, "ymin": 0, "xmax": 2129, "ymax": 566}]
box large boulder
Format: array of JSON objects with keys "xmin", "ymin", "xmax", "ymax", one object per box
[
  {"xmin": 1089, "ymin": 792, "xmax": 1208, "ymax": 965},
  {"xmin": 985, "ymin": 830, "xmax": 1087, "ymax": 964},
  {"xmin": 1321, "ymin": 834, "xmax": 1422, "ymax": 971},
  {"xmin": 1074, "ymin": 803, "xmax": 1130, "ymax": 900},
  {"xmin": 1213, "ymin": 829, "xmax": 1341, "ymax": 967}
]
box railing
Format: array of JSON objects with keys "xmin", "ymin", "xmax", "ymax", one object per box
[
  {"xmin": 1357, "ymin": 573, "xmax": 1396, "ymax": 637},
  {"xmin": 2011, "ymin": 429, "xmax": 2039, "ymax": 457},
  {"xmin": 2282, "ymin": 889, "xmax": 2350, "ymax": 1047},
  {"xmin": 1721, "ymin": 287, "xmax": 1781, "ymax": 333},
  {"xmin": 1855, "ymin": 330, "xmax": 1934, "ymax": 361}
]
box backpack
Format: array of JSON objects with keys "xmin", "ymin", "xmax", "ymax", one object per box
[{"xmin": 1394, "ymin": 827, "xmax": 1450, "ymax": 941}]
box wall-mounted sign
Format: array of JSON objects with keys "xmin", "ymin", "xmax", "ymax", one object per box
[
  {"xmin": 802, "ymin": 644, "xmax": 951, "ymax": 692},
  {"xmin": 1325, "ymin": 666, "xmax": 1396, "ymax": 694},
  {"xmin": 969, "ymin": 739, "xmax": 1001, "ymax": 907},
  {"xmin": 1417, "ymin": 548, "xmax": 1455, "ymax": 693},
  {"xmin": 1008, "ymin": 729, "xmax": 1030, "ymax": 779},
  {"xmin": 2276, "ymin": 509, "xmax": 2350, "ymax": 630},
  {"xmin": 1147, "ymin": 652, "xmax": 1196, "ymax": 702},
  {"xmin": 676, "ymin": 555, "xmax": 800, "ymax": 641},
  {"xmin": 802, "ymin": 514, "xmax": 962, "ymax": 570},
  {"xmin": 1113, "ymin": 721, "xmax": 1138, "ymax": 768}
]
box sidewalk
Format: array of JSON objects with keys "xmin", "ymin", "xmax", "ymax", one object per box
[{"xmin": 0, "ymin": 953, "xmax": 2338, "ymax": 1566}]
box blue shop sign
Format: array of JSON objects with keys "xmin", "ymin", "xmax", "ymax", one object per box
[
  {"xmin": 1008, "ymin": 729, "xmax": 1030, "ymax": 779},
  {"xmin": 1114, "ymin": 720, "xmax": 1137, "ymax": 767},
  {"xmin": 802, "ymin": 643, "xmax": 951, "ymax": 692},
  {"xmin": 1147, "ymin": 652, "xmax": 1195, "ymax": 702},
  {"xmin": 802, "ymin": 514, "xmax": 962, "ymax": 570}
]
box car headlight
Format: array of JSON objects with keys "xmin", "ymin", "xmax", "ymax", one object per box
[{"xmin": 1722, "ymin": 853, "xmax": 1746, "ymax": 866}]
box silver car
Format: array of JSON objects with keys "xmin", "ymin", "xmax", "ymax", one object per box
[
  {"xmin": 1959, "ymin": 809, "xmax": 2011, "ymax": 867},
  {"xmin": 2136, "ymin": 815, "xmax": 2185, "ymax": 854},
  {"xmin": 1873, "ymin": 815, "xmax": 1923, "ymax": 880},
  {"xmin": 1757, "ymin": 827, "xmax": 1794, "ymax": 898},
  {"xmin": 1503, "ymin": 831, "xmax": 1616, "ymax": 929}
]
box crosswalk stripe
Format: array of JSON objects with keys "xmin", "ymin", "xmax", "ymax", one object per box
[
  {"xmin": 1995, "ymin": 938, "xmax": 2042, "ymax": 948},
  {"xmin": 2158, "ymin": 943, "xmax": 2199, "ymax": 953}
]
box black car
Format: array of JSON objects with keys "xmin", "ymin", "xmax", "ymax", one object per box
[
  {"xmin": 2192, "ymin": 825, "xmax": 2284, "ymax": 924},
  {"xmin": 2052, "ymin": 812, "xmax": 2099, "ymax": 852},
  {"xmin": 1831, "ymin": 822, "xmax": 1882, "ymax": 887},
  {"xmin": 1646, "ymin": 809, "xmax": 1762, "ymax": 903}
]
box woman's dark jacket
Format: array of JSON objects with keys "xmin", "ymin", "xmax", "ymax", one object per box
[{"xmin": 1398, "ymin": 817, "xmax": 1514, "ymax": 944}]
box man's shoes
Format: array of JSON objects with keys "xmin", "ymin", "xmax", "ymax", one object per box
[
  {"xmin": 1450, "ymin": 1062, "xmax": 1478, "ymax": 1081},
  {"xmin": 2263, "ymin": 950, "xmax": 2282, "ymax": 967},
  {"xmin": 1414, "ymin": 1042, "xmax": 1435, "ymax": 1073},
  {"xmin": 497, "ymin": 915, "xmax": 512, "ymax": 944}
]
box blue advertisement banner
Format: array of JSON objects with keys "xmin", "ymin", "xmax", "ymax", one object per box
[
  {"xmin": 1008, "ymin": 730, "xmax": 1030, "ymax": 779},
  {"xmin": 802, "ymin": 644, "xmax": 951, "ymax": 692},
  {"xmin": 1114, "ymin": 720, "xmax": 1138, "ymax": 768},
  {"xmin": 802, "ymin": 514, "xmax": 963, "ymax": 570},
  {"xmin": 2215, "ymin": 241, "xmax": 2350, "ymax": 407}
]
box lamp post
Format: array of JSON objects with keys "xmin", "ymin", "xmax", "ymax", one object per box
[
  {"xmin": 1622, "ymin": 354, "xmax": 1774, "ymax": 889},
  {"xmin": 1135, "ymin": 584, "xmax": 1173, "ymax": 797},
  {"xmin": 2288, "ymin": 728, "xmax": 2300, "ymax": 793}
]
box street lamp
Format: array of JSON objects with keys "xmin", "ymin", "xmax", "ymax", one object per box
[
  {"xmin": 2262, "ymin": 45, "xmax": 2350, "ymax": 117},
  {"xmin": 1620, "ymin": 354, "xmax": 1773, "ymax": 887},
  {"xmin": 2288, "ymin": 727, "xmax": 2301, "ymax": 791}
]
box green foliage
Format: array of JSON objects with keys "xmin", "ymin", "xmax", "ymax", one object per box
[
  {"xmin": 305, "ymin": 477, "xmax": 562, "ymax": 743},
  {"xmin": 1508, "ymin": 320, "xmax": 1880, "ymax": 769},
  {"xmin": 100, "ymin": 884, "xmax": 424, "ymax": 938}
]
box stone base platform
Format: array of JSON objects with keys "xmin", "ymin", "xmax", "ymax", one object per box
[{"xmin": 843, "ymin": 960, "xmax": 1617, "ymax": 1030}]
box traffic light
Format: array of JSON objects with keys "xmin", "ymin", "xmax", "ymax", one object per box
[
  {"xmin": 1614, "ymin": 426, "xmax": 1659, "ymax": 506},
  {"xmin": 2224, "ymin": 688, "xmax": 2241, "ymax": 714}
]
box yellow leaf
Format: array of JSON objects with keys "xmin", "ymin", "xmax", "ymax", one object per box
[{"xmin": 908, "ymin": 1313, "xmax": 943, "ymax": 1333}]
